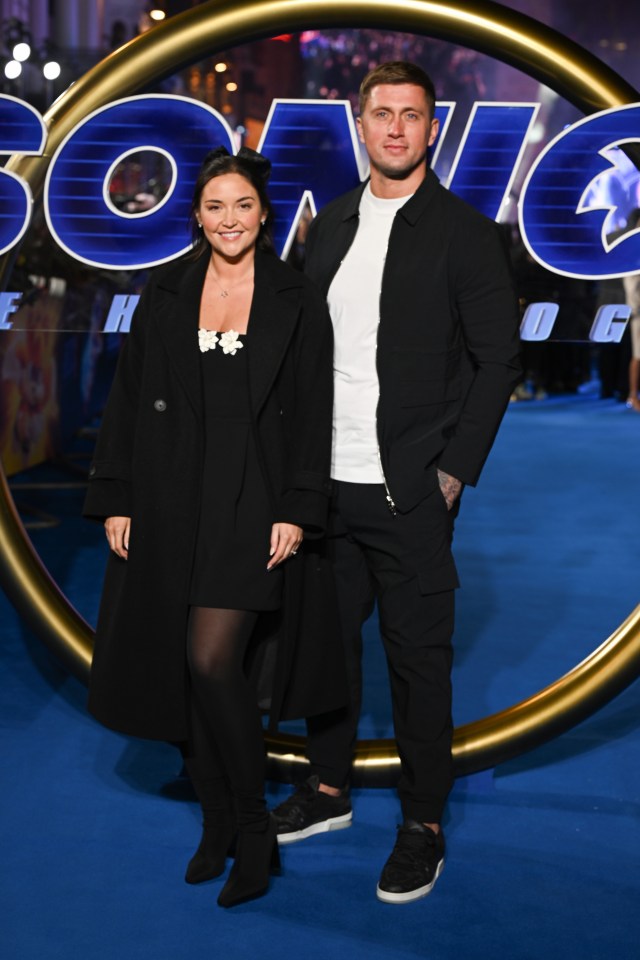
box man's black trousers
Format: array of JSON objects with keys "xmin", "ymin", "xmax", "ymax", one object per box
[{"xmin": 307, "ymin": 476, "xmax": 459, "ymax": 824}]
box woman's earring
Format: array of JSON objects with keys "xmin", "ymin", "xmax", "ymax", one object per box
[
  {"xmin": 197, "ymin": 221, "xmax": 203, "ymax": 229},
  {"xmin": 260, "ymin": 220, "xmax": 266, "ymax": 226}
]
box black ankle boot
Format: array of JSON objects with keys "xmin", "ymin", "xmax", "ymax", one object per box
[
  {"xmin": 185, "ymin": 820, "xmax": 236, "ymax": 884},
  {"xmin": 184, "ymin": 761, "xmax": 236, "ymax": 884},
  {"xmin": 217, "ymin": 814, "xmax": 281, "ymax": 908}
]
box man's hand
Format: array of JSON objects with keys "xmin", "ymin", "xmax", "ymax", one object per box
[{"xmin": 437, "ymin": 469, "xmax": 463, "ymax": 511}]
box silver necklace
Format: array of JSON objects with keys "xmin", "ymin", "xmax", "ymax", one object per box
[
  {"xmin": 208, "ymin": 263, "xmax": 253, "ymax": 299},
  {"xmin": 209, "ymin": 270, "xmax": 229, "ymax": 298}
]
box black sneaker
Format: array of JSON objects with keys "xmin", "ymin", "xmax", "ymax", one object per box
[
  {"xmin": 272, "ymin": 775, "xmax": 352, "ymax": 844},
  {"xmin": 376, "ymin": 820, "xmax": 445, "ymax": 904}
]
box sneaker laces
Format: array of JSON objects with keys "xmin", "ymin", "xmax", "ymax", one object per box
[
  {"xmin": 384, "ymin": 826, "xmax": 438, "ymax": 875},
  {"xmin": 275, "ymin": 779, "xmax": 317, "ymax": 813}
]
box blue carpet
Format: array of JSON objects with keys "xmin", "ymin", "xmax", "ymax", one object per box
[{"xmin": 1, "ymin": 395, "xmax": 639, "ymax": 959}]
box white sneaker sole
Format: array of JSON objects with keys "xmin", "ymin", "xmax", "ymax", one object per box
[
  {"xmin": 276, "ymin": 812, "xmax": 353, "ymax": 844},
  {"xmin": 375, "ymin": 857, "xmax": 444, "ymax": 904}
]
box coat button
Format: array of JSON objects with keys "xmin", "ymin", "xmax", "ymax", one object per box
[
  {"xmin": 153, "ymin": 399, "xmax": 167, "ymax": 412},
  {"xmin": 88, "ymin": 465, "xmax": 96, "ymax": 477}
]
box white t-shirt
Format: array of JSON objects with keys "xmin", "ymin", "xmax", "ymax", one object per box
[{"xmin": 328, "ymin": 184, "xmax": 412, "ymax": 482}]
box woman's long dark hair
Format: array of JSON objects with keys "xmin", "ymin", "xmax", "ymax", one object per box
[{"xmin": 189, "ymin": 146, "xmax": 275, "ymax": 258}]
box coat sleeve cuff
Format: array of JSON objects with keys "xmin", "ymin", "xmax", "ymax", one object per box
[
  {"xmin": 275, "ymin": 489, "xmax": 330, "ymax": 538},
  {"xmin": 83, "ymin": 479, "xmax": 132, "ymax": 522}
]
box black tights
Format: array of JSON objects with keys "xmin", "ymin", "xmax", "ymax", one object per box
[{"xmin": 185, "ymin": 606, "xmax": 266, "ymax": 828}]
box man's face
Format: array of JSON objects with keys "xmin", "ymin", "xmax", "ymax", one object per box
[{"xmin": 356, "ymin": 83, "xmax": 439, "ymax": 183}]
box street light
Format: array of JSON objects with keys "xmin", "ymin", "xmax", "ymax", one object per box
[
  {"xmin": 43, "ymin": 61, "xmax": 61, "ymax": 80},
  {"xmin": 4, "ymin": 60, "xmax": 22, "ymax": 79},
  {"xmin": 12, "ymin": 41, "xmax": 31, "ymax": 62}
]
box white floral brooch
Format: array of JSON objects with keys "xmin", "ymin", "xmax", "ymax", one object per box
[
  {"xmin": 198, "ymin": 329, "xmax": 219, "ymax": 353},
  {"xmin": 219, "ymin": 330, "xmax": 244, "ymax": 356},
  {"xmin": 198, "ymin": 328, "xmax": 244, "ymax": 355}
]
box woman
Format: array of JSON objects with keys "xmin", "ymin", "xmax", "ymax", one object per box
[{"xmin": 84, "ymin": 147, "xmax": 341, "ymax": 907}]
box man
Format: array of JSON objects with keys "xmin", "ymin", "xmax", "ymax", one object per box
[{"xmin": 274, "ymin": 62, "xmax": 521, "ymax": 903}]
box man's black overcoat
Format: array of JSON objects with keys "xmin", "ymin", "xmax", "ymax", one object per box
[{"xmin": 83, "ymin": 250, "xmax": 346, "ymax": 741}]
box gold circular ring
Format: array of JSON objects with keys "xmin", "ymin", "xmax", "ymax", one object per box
[{"xmin": 1, "ymin": 0, "xmax": 639, "ymax": 780}]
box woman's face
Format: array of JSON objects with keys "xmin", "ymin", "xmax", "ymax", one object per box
[{"xmin": 197, "ymin": 172, "xmax": 264, "ymax": 262}]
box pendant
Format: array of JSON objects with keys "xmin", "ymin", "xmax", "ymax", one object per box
[{"xmin": 220, "ymin": 290, "xmax": 229, "ymax": 298}]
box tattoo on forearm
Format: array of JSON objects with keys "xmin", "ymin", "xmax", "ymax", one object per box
[{"xmin": 437, "ymin": 469, "xmax": 463, "ymax": 510}]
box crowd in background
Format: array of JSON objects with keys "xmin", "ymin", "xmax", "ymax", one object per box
[{"xmin": 296, "ymin": 28, "xmax": 639, "ymax": 405}]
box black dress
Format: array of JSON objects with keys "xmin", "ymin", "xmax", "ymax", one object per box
[{"xmin": 189, "ymin": 330, "xmax": 283, "ymax": 611}]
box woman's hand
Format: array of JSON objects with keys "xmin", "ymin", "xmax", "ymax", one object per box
[
  {"xmin": 267, "ymin": 522, "xmax": 303, "ymax": 570},
  {"xmin": 105, "ymin": 516, "xmax": 131, "ymax": 559}
]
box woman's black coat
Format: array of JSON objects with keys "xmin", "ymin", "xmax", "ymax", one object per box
[{"xmin": 83, "ymin": 249, "xmax": 346, "ymax": 741}]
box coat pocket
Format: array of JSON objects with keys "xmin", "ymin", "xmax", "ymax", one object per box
[
  {"xmin": 417, "ymin": 558, "xmax": 460, "ymax": 595},
  {"xmin": 87, "ymin": 458, "xmax": 132, "ymax": 482}
]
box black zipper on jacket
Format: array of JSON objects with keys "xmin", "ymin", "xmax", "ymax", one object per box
[{"xmin": 376, "ymin": 240, "xmax": 397, "ymax": 516}]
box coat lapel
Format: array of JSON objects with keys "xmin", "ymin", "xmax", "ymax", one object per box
[
  {"xmin": 153, "ymin": 249, "xmax": 303, "ymax": 419},
  {"xmin": 247, "ymin": 251, "xmax": 303, "ymax": 414},
  {"xmin": 155, "ymin": 254, "xmax": 208, "ymax": 421}
]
